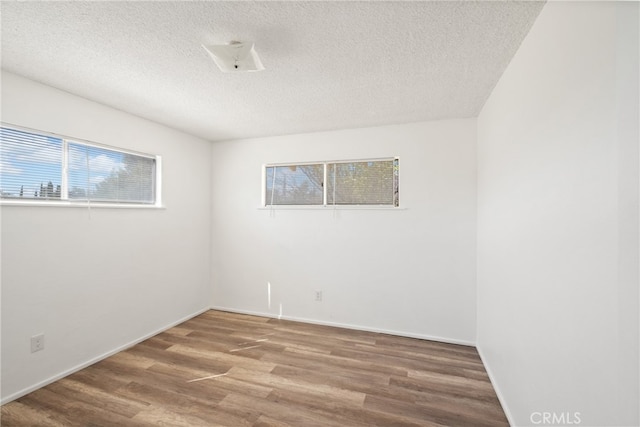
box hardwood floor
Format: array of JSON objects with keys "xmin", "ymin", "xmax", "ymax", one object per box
[{"xmin": 1, "ymin": 310, "xmax": 508, "ymax": 426}]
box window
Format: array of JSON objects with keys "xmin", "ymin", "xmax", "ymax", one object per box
[
  {"xmin": 264, "ymin": 158, "xmax": 399, "ymax": 207},
  {"xmin": 0, "ymin": 125, "xmax": 158, "ymax": 205}
]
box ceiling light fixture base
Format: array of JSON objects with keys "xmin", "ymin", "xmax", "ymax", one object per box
[{"xmin": 203, "ymin": 41, "xmax": 265, "ymax": 73}]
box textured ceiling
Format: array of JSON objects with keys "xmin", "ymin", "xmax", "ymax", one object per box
[{"xmin": 1, "ymin": 1, "xmax": 544, "ymax": 142}]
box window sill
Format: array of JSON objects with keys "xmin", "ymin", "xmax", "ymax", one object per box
[
  {"xmin": 258, "ymin": 205, "xmax": 405, "ymax": 211},
  {"xmin": 0, "ymin": 200, "xmax": 165, "ymax": 209}
]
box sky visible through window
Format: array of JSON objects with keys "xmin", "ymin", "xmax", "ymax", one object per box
[
  {"xmin": 0, "ymin": 128, "xmax": 63, "ymax": 198},
  {"xmin": 67, "ymin": 143, "xmax": 125, "ymax": 199}
]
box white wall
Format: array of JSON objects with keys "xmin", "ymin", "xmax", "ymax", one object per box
[
  {"xmin": 211, "ymin": 119, "xmax": 477, "ymax": 344},
  {"xmin": 477, "ymin": 2, "xmax": 639, "ymax": 426},
  {"xmin": 0, "ymin": 71, "xmax": 212, "ymax": 403}
]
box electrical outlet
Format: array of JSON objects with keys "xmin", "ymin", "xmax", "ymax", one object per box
[
  {"xmin": 31, "ymin": 334, "xmax": 44, "ymax": 353},
  {"xmin": 314, "ymin": 290, "xmax": 323, "ymax": 302}
]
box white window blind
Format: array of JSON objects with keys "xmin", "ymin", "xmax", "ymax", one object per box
[
  {"xmin": 68, "ymin": 143, "xmax": 155, "ymax": 203},
  {"xmin": 0, "ymin": 127, "xmax": 63, "ymax": 199},
  {"xmin": 264, "ymin": 158, "xmax": 399, "ymax": 207},
  {"xmin": 0, "ymin": 125, "xmax": 157, "ymax": 205},
  {"xmin": 327, "ymin": 160, "xmax": 397, "ymax": 206}
]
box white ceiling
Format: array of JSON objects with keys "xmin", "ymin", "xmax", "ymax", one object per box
[{"xmin": 1, "ymin": 1, "xmax": 544, "ymax": 142}]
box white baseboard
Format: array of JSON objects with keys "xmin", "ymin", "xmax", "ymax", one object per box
[
  {"xmin": 0, "ymin": 306, "xmax": 210, "ymax": 406},
  {"xmin": 210, "ymin": 305, "xmax": 475, "ymax": 347},
  {"xmin": 476, "ymin": 345, "xmax": 515, "ymax": 427}
]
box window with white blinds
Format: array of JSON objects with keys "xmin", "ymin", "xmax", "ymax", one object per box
[
  {"xmin": 264, "ymin": 158, "xmax": 399, "ymax": 207},
  {"xmin": 0, "ymin": 125, "xmax": 157, "ymax": 205}
]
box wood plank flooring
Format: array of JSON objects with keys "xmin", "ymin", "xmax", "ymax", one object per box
[{"xmin": 1, "ymin": 310, "xmax": 508, "ymax": 426}]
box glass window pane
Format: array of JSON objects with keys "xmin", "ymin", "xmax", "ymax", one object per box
[
  {"xmin": 327, "ymin": 160, "xmax": 396, "ymax": 205},
  {"xmin": 265, "ymin": 164, "xmax": 323, "ymax": 205},
  {"xmin": 68, "ymin": 143, "xmax": 155, "ymax": 203},
  {"xmin": 0, "ymin": 127, "xmax": 63, "ymax": 199}
]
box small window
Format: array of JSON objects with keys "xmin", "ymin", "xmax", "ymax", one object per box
[
  {"xmin": 0, "ymin": 125, "xmax": 158, "ymax": 205},
  {"xmin": 264, "ymin": 158, "xmax": 399, "ymax": 207}
]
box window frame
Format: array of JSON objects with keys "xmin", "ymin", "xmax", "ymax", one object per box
[
  {"xmin": 263, "ymin": 157, "xmax": 400, "ymax": 208},
  {"xmin": 0, "ymin": 123, "xmax": 162, "ymax": 208}
]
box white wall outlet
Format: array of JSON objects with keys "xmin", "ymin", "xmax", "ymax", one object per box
[
  {"xmin": 31, "ymin": 334, "xmax": 44, "ymax": 353},
  {"xmin": 314, "ymin": 290, "xmax": 323, "ymax": 302}
]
